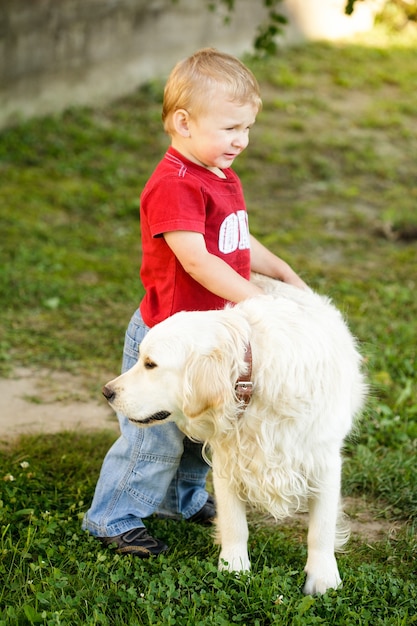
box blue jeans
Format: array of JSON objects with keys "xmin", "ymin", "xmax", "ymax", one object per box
[{"xmin": 82, "ymin": 308, "xmax": 211, "ymax": 537}]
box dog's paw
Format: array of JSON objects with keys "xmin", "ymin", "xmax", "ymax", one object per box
[
  {"xmin": 303, "ymin": 572, "xmax": 342, "ymax": 595},
  {"xmin": 303, "ymin": 556, "xmax": 342, "ymax": 595},
  {"xmin": 218, "ymin": 550, "xmax": 250, "ymax": 573}
]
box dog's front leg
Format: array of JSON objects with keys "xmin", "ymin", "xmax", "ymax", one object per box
[
  {"xmin": 213, "ymin": 461, "xmax": 250, "ymax": 572},
  {"xmin": 303, "ymin": 456, "xmax": 343, "ymax": 595}
]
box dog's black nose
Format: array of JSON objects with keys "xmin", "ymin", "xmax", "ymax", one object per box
[{"xmin": 102, "ymin": 385, "xmax": 116, "ymax": 402}]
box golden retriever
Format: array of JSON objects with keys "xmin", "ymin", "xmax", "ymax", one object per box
[{"xmin": 102, "ymin": 274, "xmax": 366, "ymax": 594}]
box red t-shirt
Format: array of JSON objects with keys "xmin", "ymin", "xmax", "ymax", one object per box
[{"xmin": 139, "ymin": 147, "xmax": 251, "ymax": 327}]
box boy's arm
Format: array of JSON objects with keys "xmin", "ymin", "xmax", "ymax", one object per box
[
  {"xmin": 164, "ymin": 231, "xmax": 308, "ymax": 303},
  {"xmin": 249, "ymin": 235, "xmax": 309, "ymax": 290},
  {"xmin": 163, "ymin": 231, "xmax": 263, "ymax": 303}
]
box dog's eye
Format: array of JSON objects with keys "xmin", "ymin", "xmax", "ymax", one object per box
[{"xmin": 144, "ymin": 359, "xmax": 157, "ymax": 370}]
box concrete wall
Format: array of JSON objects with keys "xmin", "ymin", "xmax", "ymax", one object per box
[{"xmin": 0, "ymin": 0, "xmax": 381, "ymax": 129}]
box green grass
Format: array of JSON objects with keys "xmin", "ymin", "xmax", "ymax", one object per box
[
  {"xmin": 1, "ymin": 25, "xmax": 417, "ymax": 625},
  {"xmin": 1, "ymin": 433, "xmax": 416, "ymax": 625}
]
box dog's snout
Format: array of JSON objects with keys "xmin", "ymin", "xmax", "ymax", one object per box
[{"xmin": 102, "ymin": 385, "xmax": 116, "ymax": 402}]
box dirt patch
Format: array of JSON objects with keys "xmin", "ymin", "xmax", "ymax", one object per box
[
  {"xmin": 250, "ymin": 496, "xmax": 401, "ymax": 548},
  {"xmin": 344, "ymin": 496, "xmax": 402, "ymax": 544},
  {"xmin": 252, "ymin": 496, "xmax": 398, "ymax": 545},
  {"xmin": 0, "ymin": 367, "xmax": 119, "ymax": 442}
]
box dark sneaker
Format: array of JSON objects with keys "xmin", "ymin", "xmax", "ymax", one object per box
[
  {"xmin": 98, "ymin": 527, "xmax": 168, "ymax": 557},
  {"xmin": 188, "ymin": 494, "xmax": 216, "ymax": 525}
]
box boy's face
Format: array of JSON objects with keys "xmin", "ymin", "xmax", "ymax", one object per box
[{"xmin": 174, "ymin": 93, "xmax": 258, "ymax": 172}]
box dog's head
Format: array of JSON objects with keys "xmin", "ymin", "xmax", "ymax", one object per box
[{"xmin": 102, "ymin": 309, "xmax": 250, "ymax": 433}]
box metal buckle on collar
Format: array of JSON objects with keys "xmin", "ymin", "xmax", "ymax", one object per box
[{"xmin": 235, "ymin": 381, "xmax": 253, "ymax": 394}]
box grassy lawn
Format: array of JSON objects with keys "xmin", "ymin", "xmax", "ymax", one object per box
[{"xmin": 1, "ymin": 25, "xmax": 417, "ymax": 625}]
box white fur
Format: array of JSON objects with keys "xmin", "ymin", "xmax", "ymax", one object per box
[{"xmin": 103, "ymin": 274, "xmax": 366, "ymax": 594}]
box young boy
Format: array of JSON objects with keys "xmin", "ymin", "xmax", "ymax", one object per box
[{"xmin": 83, "ymin": 48, "xmax": 307, "ymax": 556}]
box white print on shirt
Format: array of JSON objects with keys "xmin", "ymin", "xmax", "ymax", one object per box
[{"xmin": 218, "ymin": 211, "xmax": 250, "ymax": 254}]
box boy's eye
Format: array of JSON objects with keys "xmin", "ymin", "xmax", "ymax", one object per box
[{"xmin": 225, "ymin": 126, "xmax": 251, "ymax": 132}]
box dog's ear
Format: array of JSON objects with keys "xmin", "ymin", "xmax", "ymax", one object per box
[{"xmin": 182, "ymin": 348, "xmax": 234, "ymax": 419}]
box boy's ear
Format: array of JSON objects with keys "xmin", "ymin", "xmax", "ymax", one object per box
[{"xmin": 172, "ymin": 109, "xmax": 191, "ymax": 137}]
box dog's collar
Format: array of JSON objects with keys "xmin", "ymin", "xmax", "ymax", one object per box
[{"xmin": 235, "ymin": 342, "xmax": 253, "ymax": 411}]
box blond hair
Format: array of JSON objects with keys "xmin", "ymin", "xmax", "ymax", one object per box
[{"xmin": 162, "ymin": 48, "xmax": 262, "ymax": 135}]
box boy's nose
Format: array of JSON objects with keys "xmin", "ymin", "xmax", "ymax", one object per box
[{"xmin": 232, "ymin": 133, "xmax": 249, "ymax": 149}]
